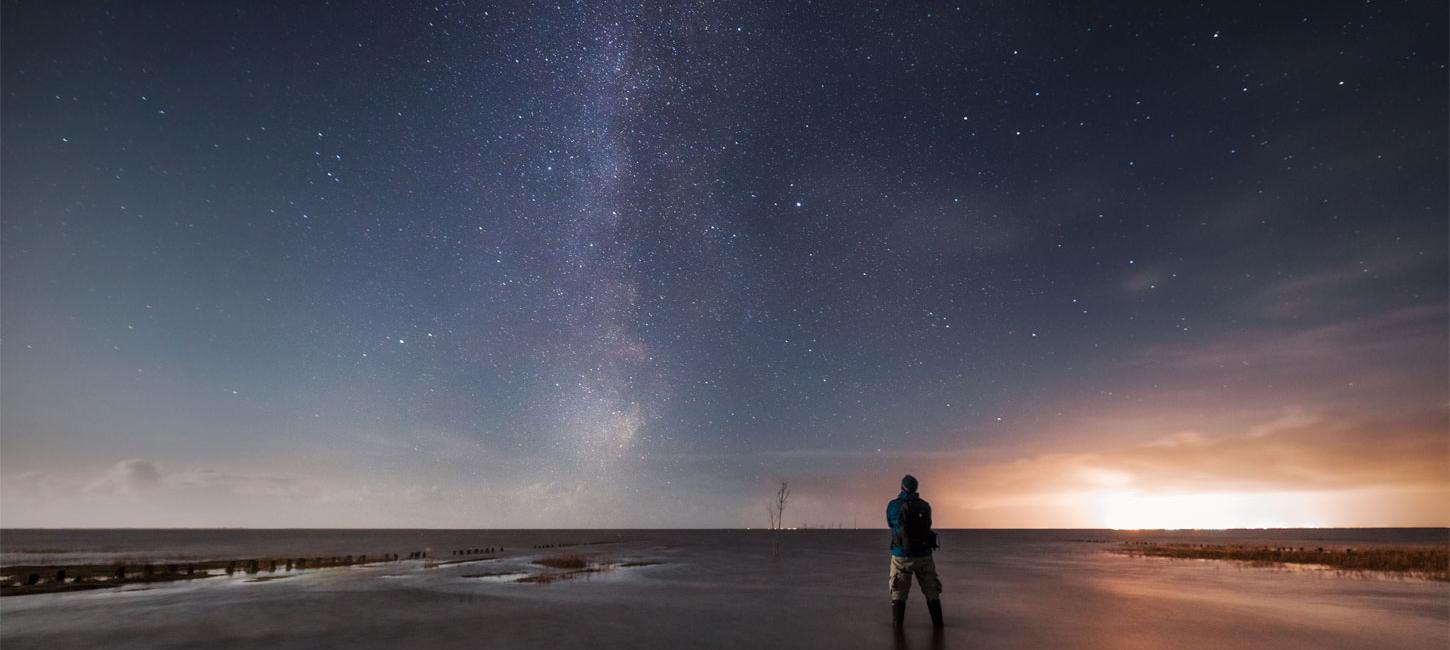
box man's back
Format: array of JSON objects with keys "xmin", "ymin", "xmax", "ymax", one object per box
[{"xmin": 886, "ymin": 490, "xmax": 935, "ymax": 557}]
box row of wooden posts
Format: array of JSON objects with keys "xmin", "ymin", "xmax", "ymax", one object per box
[
  {"xmin": 22, "ymin": 554, "xmax": 408, "ymax": 585},
  {"xmin": 449, "ymin": 547, "xmax": 501, "ymax": 556},
  {"xmin": 126, "ymin": 554, "xmax": 407, "ymax": 579}
]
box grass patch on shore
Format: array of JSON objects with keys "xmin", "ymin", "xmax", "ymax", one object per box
[
  {"xmin": 515, "ymin": 553, "xmax": 632, "ymax": 584},
  {"xmin": 514, "ymin": 565, "xmax": 613, "ymax": 584},
  {"xmin": 1116, "ymin": 543, "xmax": 1449, "ymax": 581},
  {"xmin": 533, "ymin": 553, "xmax": 589, "ymax": 570}
]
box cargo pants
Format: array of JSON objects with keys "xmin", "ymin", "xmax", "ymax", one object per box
[{"xmin": 889, "ymin": 554, "xmax": 942, "ymax": 601}]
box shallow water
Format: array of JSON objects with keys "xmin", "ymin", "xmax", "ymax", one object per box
[{"xmin": 2, "ymin": 529, "xmax": 1446, "ymax": 649}]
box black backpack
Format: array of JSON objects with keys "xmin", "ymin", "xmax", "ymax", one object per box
[{"xmin": 898, "ymin": 497, "xmax": 938, "ymax": 552}]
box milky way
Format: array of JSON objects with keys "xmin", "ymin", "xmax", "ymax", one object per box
[{"xmin": 1, "ymin": 1, "xmax": 1445, "ymax": 527}]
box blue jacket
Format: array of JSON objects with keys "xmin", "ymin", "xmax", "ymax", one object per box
[{"xmin": 886, "ymin": 490, "xmax": 934, "ymax": 557}]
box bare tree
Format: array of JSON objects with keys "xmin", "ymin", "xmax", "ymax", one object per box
[
  {"xmin": 767, "ymin": 481, "xmax": 790, "ymax": 530},
  {"xmin": 767, "ymin": 480, "xmax": 791, "ymax": 558}
]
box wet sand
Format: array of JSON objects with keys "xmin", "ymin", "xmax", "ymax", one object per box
[{"xmin": 1, "ymin": 530, "xmax": 1445, "ymax": 649}]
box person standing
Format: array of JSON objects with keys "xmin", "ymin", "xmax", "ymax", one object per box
[{"xmin": 886, "ymin": 474, "xmax": 943, "ymax": 628}]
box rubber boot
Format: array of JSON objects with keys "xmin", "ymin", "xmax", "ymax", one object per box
[
  {"xmin": 927, "ymin": 599, "xmax": 944, "ymax": 627},
  {"xmin": 891, "ymin": 600, "xmax": 906, "ymax": 629}
]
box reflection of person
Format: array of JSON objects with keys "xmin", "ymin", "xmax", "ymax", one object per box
[{"xmin": 886, "ymin": 474, "xmax": 943, "ymax": 629}]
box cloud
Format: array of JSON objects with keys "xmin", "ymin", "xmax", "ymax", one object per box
[
  {"xmin": 1244, "ymin": 408, "xmax": 1318, "ymax": 439},
  {"xmin": 3, "ymin": 459, "xmax": 347, "ymax": 527},
  {"xmin": 1148, "ymin": 304, "xmax": 1444, "ymax": 373},
  {"xmin": 86, "ymin": 459, "xmax": 162, "ymax": 496},
  {"xmin": 1247, "ymin": 236, "xmax": 1436, "ymax": 314},
  {"xmin": 0, "ymin": 451, "xmax": 653, "ymax": 528},
  {"xmin": 167, "ymin": 469, "xmax": 312, "ymax": 499}
]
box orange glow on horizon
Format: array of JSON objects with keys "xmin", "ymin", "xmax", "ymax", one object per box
[{"xmin": 1095, "ymin": 491, "xmax": 1325, "ymax": 530}]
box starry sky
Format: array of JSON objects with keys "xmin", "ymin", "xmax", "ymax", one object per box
[{"xmin": 2, "ymin": 1, "xmax": 1446, "ymax": 529}]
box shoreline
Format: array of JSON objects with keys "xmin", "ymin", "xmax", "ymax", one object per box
[{"xmin": 0, "ymin": 553, "xmax": 407, "ymax": 597}]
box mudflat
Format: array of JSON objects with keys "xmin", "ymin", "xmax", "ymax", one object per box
[{"xmin": 1, "ymin": 529, "xmax": 1445, "ymax": 649}]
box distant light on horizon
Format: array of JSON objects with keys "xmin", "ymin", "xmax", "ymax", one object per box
[{"xmin": 1097, "ymin": 491, "xmax": 1324, "ymax": 530}]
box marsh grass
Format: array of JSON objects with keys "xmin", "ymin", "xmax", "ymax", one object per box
[
  {"xmin": 533, "ymin": 553, "xmax": 589, "ymax": 570},
  {"xmin": 515, "ymin": 572, "xmax": 573, "ymax": 584},
  {"xmin": 1117, "ymin": 543, "xmax": 1449, "ymax": 581},
  {"xmin": 515, "ymin": 553, "xmax": 630, "ymax": 584}
]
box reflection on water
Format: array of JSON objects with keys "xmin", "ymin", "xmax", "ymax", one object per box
[
  {"xmin": 893, "ymin": 628, "xmax": 946, "ymax": 650},
  {"xmin": 1, "ymin": 529, "xmax": 1446, "ymax": 649}
]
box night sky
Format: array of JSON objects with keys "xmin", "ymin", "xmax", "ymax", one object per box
[{"xmin": 2, "ymin": 1, "xmax": 1446, "ymax": 528}]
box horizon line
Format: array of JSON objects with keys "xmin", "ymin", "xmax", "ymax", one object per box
[{"xmin": 2, "ymin": 526, "xmax": 1447, "ymax": 532}]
